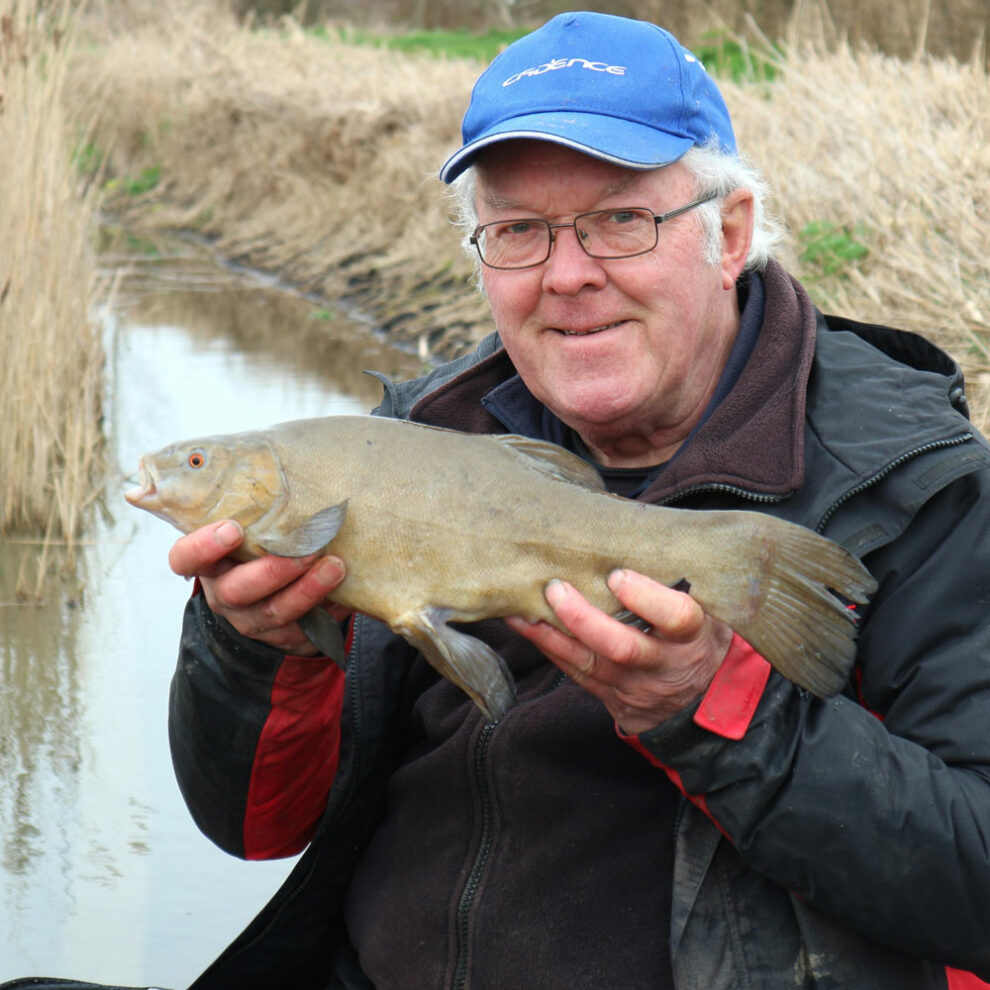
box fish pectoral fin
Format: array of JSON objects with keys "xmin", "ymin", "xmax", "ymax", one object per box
[
  {"xmin": 258, "ymin": 501, "xmax": 348, "ymax": 557},
  {"xmin": 496, "ymin": 434, "xmax": 606, "ymax": 491},
  {"xmin": 395, "ymin": 607, "xmax": 517, "ymax": 721},
  {"xmin": 297, "ymin": 606, "xmax": 347, "ymax": 669}
]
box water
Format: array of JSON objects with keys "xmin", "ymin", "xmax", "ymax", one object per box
[{"xmin": 0, "ymin": 241, "xmax": 424, "ymax": 986}]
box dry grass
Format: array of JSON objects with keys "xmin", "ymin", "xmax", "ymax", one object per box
[
  {"xmin": 66, "ymin": 2, "xmax": 990, "ymax": 425},
  {"xmin": 70, "ymin": 4, "xmax": 486, "ymax": 352},
  {"xmin": 218, "ymin": 0, "xmax": 990, "ymax": 65},
  {"xmin": 0, "ymin": 0, "xmax": 106, "ymax": 589},
  {"xmin": 722, "ymin": 44, "xmax": 990, "ymax": 425}
]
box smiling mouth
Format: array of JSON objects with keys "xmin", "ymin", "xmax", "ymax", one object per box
[{"xmin": 556, "ymin": 321, "xmax": 624, "ymax": 337}]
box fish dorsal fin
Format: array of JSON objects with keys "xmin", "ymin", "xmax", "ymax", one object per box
[
  {"xmin": 258, "ymin": 501, "xmax": 349, "ymax": 557},
  {"xmin": 496, "ymin": 434, "xmax": 606, "ymax": 491}
]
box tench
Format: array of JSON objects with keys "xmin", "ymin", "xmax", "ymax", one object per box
[{"xmin": 125, "ymin": 415, "xmax": 877, "ymax": 720}]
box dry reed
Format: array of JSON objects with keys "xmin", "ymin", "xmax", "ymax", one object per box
[
  {"xmin": 0, "ymin": 0, "xmax": 106, "ymax": 589},
  {"xmin": 68, "ymin": 2, "xmax": 990, "ymax": 424},
  {"xmin": 722, "ymin": 43, "xmax": 990, "ymax": 425}
]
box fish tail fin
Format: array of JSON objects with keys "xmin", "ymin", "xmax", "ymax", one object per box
[
  {"xmin": 395, "ymin": 608, "xmax": 517, "ymax": 721},
  {"xmin": 702, "ymin": 523, "xmax": 877, "ymax": 697}
]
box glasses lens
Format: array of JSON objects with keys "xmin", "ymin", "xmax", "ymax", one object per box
[
  {"xmin": 581, "ymin": 209, "xmax": 657, "ymax": 258},
  {"xmin": 475, "ymin": 219, "xmax": 549, "ymax": 269}
]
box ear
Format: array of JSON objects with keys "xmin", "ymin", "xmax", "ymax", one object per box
[{"xmin": 719, "ymin": 188, "xmax": 755, "ymax": 290}]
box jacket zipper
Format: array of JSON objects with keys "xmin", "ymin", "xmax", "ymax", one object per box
[
  {"xmin": 451, "ymin": 670, "xmax": 567, "ymax": 990},
  {"xmin": 657, "ymin": 482, "xmax": 790, "ymax": 507},
  {"xmin": 451, "ymin": 718, "xmax": 497, "ymax": 990},
  {"xmin": 814, "ymin": 432, "xmax": 972, "ymax": 533}
]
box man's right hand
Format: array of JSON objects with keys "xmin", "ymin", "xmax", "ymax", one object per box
[{"xmin": 168, "ymin": 519, "xmax": 350, "ymax": 657}]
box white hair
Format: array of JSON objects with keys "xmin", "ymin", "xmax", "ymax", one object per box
[
  {"xmin": 447, "ymin": 141, "xmax": 784, "ymax": 278},
  {"xmin": 679, "ymin": 144, "xmax": 784, "ymax": 270}
]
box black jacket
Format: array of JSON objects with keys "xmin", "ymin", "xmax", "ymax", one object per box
[{"xmin": 172, "ymin": 263, "xmax": 990, "ymax": 988}]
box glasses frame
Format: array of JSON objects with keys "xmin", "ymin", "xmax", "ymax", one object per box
[{"xmin": 469, "ymin": 193, "xmax": 719, "ymax": 271}]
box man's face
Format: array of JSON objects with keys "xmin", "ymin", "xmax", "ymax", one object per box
[{"xmin": 475, "ymin": 141, "xmax": 750, "ymax": 467}]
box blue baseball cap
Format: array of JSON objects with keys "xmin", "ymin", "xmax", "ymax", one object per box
[{"xmin": 439, "ymin": 11, "xmax": 736, "ymax": 184}]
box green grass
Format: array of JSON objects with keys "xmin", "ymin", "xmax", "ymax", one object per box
[
  {"xmin": 694, "ymin": 33, "xmax": 780, "ymax": 83},
  {"xmin": 319, "ymin": 24, "xmax": 779, "ymax": 77},
  {"xmin": 798, "ymin": 220, "xmax": 870, "ymax": 278},
  {"xmin": 104, "ymin": 164, "xmax": 162, "ymax": 197},
  {"xmin": 310, "ymin": 25, "xmax": 528, "ymax": 62},
  {"xmin": 72, "ymin": 140, "xmax": 106, "ymax": 176}
]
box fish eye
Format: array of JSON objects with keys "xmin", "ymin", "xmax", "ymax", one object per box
[{"xmin": 187, "ymin": 451, "xmax": 206, "ymax": 469}]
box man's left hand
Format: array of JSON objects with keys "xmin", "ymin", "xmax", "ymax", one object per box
[{"xmin": 506, "ymin": 569, "xmax": 732, "ymax": 734}]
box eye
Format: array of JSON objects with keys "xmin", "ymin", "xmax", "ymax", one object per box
[{"xmin": 187, "ymin": 451, "xmax": 206, "ymax": 469}]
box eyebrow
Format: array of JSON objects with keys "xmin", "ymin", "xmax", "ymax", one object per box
[{"xmin": 479, "ymin": 171, "xmax": 647, "ymax": 214}]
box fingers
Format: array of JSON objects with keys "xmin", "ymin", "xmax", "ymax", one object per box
[
  {"xmin": 541, "ymin": 571, "xmax": 705, "ymax": 667},
  {"xmin": 507, "ymin": 571, "xmax": 731, "ymax": 733},
  {"xmin": 167, "ymin": 520, "xmax": 351, "ymax": 655},
  {"xmin": 606, "ymin": 569, "xmax": 707, "ymax": 643},
  {"xmin": 168, "ymin": 520, "xmax": 245, "ymax": 578},
  {"xmin": 208, "ymin": 553, "xmax": 334, "ymax": 613},
  {"xmin": 208, "ymin": 554, "xmax": 348, "ymax": 653}
]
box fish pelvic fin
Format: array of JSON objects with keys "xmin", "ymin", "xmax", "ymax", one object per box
[
  {"xmin": 297, "ymin": 606, "xmax": 347, "ymax": 669},
  {"xmin": 394, "ymin": 607, "xmax": 517, "ymax": 721},
  {"xmin": 725, "ymin": 526, "xmax": 877, "ymax": 697},
  {"xmin": 497, "ymin": 435, "xmax": 606, "ymax": 491},
  {"xmin": 257, "ymin": 501, "xmax": 348, "ymax": 557}
]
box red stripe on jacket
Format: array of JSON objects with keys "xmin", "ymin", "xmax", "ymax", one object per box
[
  {"xmin": 946, "ymin": 969, "xmax": 990, "ymax": 989},
  {"xmin": 243, "ymin": 654, "xmax": 346, "ymax": 859}
]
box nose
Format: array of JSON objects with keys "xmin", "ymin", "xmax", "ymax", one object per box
[{"xmin": 541, "ymin": 223, "xmax": 607, "ymax": 295}]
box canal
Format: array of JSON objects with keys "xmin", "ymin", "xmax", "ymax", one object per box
[{"xmin": 0, "ymin": 238, "xmax": 424, "ymax": 986}]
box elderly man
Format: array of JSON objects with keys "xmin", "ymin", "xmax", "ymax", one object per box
[{"xmin": 161, "ymin": 12, "xmax": 990, "ymax": 990}]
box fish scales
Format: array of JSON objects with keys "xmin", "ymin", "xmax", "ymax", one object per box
[{"xmin": 125, "ymin": 415, "xmax": 877, "ymax": 720}]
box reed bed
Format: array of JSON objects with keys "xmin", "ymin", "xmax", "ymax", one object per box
[
  {"xmin": 723, "ymin": 44, "xmax": 990, "ymax": 425},
  {"xmin": 0, "ymin": 0, "xmax": 106, "ymax": 590},
  {"xmin": 68, "ymin": 2, "xmax": 990, "ymax": 423}
]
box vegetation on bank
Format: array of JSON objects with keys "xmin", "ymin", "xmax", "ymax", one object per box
[
  {"xmin": 69, "ymin": 1, "xmax": 990, "ymax": 425},
  {"xmin": 0, "ymin": 0, "xmax": 106, "ymax": 593},
  {"xmin": 233, "ymin": 0, "xmax": 989, "ymax": 66}
]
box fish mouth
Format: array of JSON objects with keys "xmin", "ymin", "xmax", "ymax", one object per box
[{"xmin": 123, "ymin": 459, "xmax": 157, "ymax": 506}]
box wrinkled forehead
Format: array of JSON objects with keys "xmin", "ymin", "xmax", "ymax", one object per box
[{"xmin": 473, "ymin": 140, "xmax": 691, "ymax": 214}]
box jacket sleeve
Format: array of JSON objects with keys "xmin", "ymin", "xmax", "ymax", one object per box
[
  {"xmin": 633, "ymin": 469, "xmax": 990, "ymax": 978},
  {"xmin": 169, "ymin": 589, "xmax": 346, "ymax": 860}
]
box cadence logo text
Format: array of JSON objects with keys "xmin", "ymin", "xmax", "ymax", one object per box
[{"xmin": 503, "ymin": 58, "xmax": 627, "ymax": 87}]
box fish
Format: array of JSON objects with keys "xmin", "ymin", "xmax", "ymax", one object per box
[{"xmin": 124, "ymin": 414, "xmax": 877, "ymax": 721}]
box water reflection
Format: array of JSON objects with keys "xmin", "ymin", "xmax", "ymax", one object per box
[
  {"xmin": 0, "ymin": 554, "xmax": 84, "ymax": 883},
  {"xmin": 0, "ymin": 238, "xmax": 423, "ymax": 985}
]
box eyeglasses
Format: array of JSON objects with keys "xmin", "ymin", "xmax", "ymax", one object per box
[{"xmin": 469, "ymin": 194, "xmax": 718, "ymax": 271}]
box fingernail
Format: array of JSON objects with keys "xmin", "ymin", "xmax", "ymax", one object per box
[
  {"xmin": 505, "ymin": 614, "xmax": 539, "ymax": 630},
  {"xmin": 315, "ymin": 555, "xmax": 344, "ymax": 587},
  {"xmin": 607, "ymin": 569, "xmax": 628, "ymax": 593},
  {"xmin": 545, "ymin": 578, "xmax": 567, "ymax": 607},
  {"xmin": 215, "ymin": 521, "xmax": 243, "ymax": 548}
]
